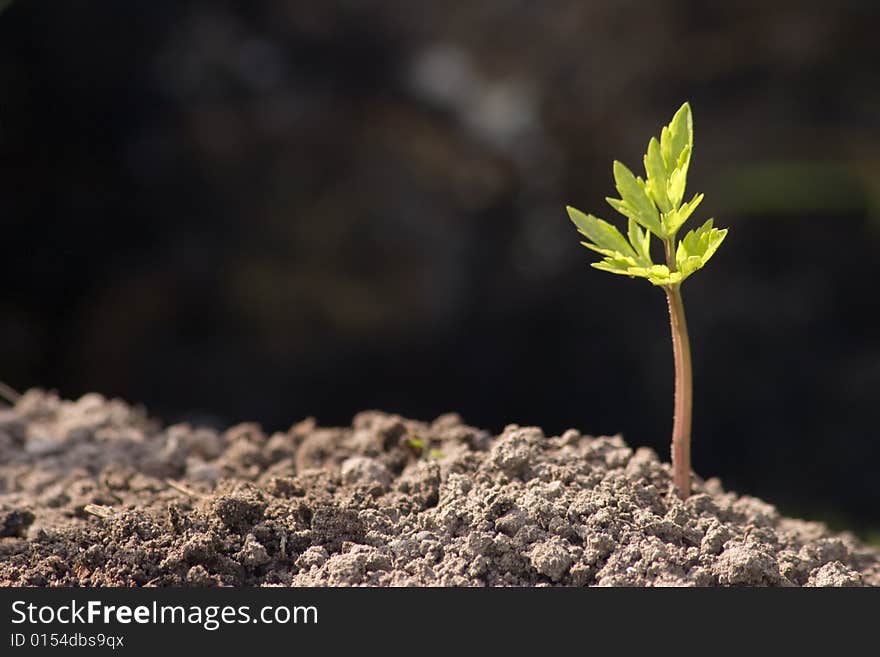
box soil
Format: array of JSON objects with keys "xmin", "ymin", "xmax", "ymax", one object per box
[{"xmin": 0, "ymin": 390, "xmax": 877, "ymax": 587}]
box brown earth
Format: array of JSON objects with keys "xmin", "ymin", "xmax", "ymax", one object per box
[{"xmin": 0, "ymin": 390, "xmax": 877, "ymax": 587}]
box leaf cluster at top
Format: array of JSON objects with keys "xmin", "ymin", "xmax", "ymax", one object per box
[{"xmin": 566, "ymin": 102, "xmax": 727, "ymax": 287}]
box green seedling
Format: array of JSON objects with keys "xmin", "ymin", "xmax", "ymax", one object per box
[
  {"xmin": 403, "ymin": 435, "xmax": 444, "ymax": 460},
  {"xmin": 566, "ymin": 102, "xmax": 727, "ymax": 500}
]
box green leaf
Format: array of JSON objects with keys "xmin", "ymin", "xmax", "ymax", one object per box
[
  {"xmin": 567, "ymin": 206, "xmax": 636, "ymax": 257},
  {"xmin": 580, "ymin": 241, "xmax": 627, "ymax": 260},
  {"xmin": 591, "ymin": 251, "xmax": 641, "ymax": 277},
  {"xmin": 405, "ymin": 436, "xmax": 425, "ymax": 450},
  {"xmin": 664, "ymin": 193, "xmax": 704, "ymax": 235},
  {"xmin": 626, "ymin": 218, "xmax": 652, "ymax": 266},
  {"xmin": 624, "ymin": 264, "xmax": 683, "ymax": 286},
  {"xmin": 565, "ymin": 101, "xmax": 727, "ymax": 289},
  {"xmin": 666, "ymin": 148, "xmax": 692, "ymax": 210},
  {"xmin": 591, "ymin": 260, "xmax": 634, "ymax": 276},
  {"xmin": 590, "ymin": 256, "xmax": 691, "ymax": 286},
  {"xmin": 610, "ymin": 161, "xmax": 663, "ymax": 236},
  {"xmin": 667, "ymin": 169, "xmax": 685, "ymax": 209},
  {"xmin": 674, "ymin": 218, "xmax": 728, "ymax": 282},
  {"xmin": 660, "ymin": 102, "xmax": 692, "ymax": 173},
  {"xmin": 608, "ymin": 196, "xmax": 667, "ymax": 240},
  {"xmin": 644, "ymin": 137, "xmax": 671, "ymax": 213}
]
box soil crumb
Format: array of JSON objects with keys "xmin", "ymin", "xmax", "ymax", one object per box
[{"xmin": 1, "ymin": 391, "xmax": 877, "ymax": 587}]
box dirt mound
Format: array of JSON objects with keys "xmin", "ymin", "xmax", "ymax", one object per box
[{"xmin": 0, "ymin": 391, "xmax": 877, "ymax": 587}]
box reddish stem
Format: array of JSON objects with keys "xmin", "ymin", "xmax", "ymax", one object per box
[{"xmin": 664, "ymin": 239, "xmax": 693, "ymax": 499}]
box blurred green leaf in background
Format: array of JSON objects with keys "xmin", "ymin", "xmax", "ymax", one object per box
[{"xmin": 710, "ymin": 161, "xmax": 880, "ymax": 223}]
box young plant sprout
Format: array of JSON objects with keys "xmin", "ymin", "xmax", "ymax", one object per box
[{"xmin": 566, "ymin": 102, "xmax": 727, "ymax": 499}]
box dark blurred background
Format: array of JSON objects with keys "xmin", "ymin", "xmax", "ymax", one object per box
[{"xmin": 1, "ymin": 1, "xmax": 878, "ymax": 535}]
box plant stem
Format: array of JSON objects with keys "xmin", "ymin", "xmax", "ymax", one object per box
[{"xmin": 663, "ymin": 239, "xmax": 693, "ymax": 499}]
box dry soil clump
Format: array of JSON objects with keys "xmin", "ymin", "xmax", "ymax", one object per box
[{"xmin": 0, "ymin": 391, "xmax": 876, "ymax": 587}]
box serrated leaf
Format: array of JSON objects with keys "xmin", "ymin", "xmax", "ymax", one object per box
[
  {"xmin": 617, "ymin": 164, "xmax": 660, "ymax": 229},
  {"xmin": 664, "ymin": 193, "xmax": 704, "ymax": 235},
  {"xmin": 612, "ymin": 161, "xmax": 662, "ymax": 236},
  {"xmin": 700, "ymin": 227, "xmax": 727, "ymax": 265},
  {"xmin": 629, "ymin": 263, "xmax": 667, "ymax": 278},
  {"xmin": 666, "ymin": 169, "xmax": 687, "ymax": 211},
  {"xmin": 567, "ymin": 206, "xmax": 636, "ymax": 257},
  {"xmin": 591, "ymin": 256, "xmax": 640, "ymax": 276},
  {"xmin": 626, "ymin": 218, "xmax": 652, "ymax": 266},
  {"xmin": 644, "ymin": 137, "xmax": 672, "ymax": 213},
  {"xmin": 660, "ymin": 102, "xmax": 692, "ymax": 173},
  {"xmin": 605, "ymin": 196, "xmax": 664, "ymax": 239},
  {"xmin": 676, "ymin": 142, "xmax": 692, "ymax": 171},
  {"xmin": 624, "ymin": 264, "xmax": 683, "ymax": 286},
  {"xmin": 674, "ymin": 218, "xmax": 727, "ymax": 283},
  {"xmin": 591, "ymin": 261, "xmax": 630, "ymax": 276},
  {"xmin": 590, "ymin": 258, "xmax": 689, "ymax": 287},
  {"xmin": 678, "ymin": 255, "xmax": 704, "ymax": 279},
  {"xmin": 592, "ymin": 260, "xmax": 652, "ymax": 279},
  {"xmin": 580, "ymin": 241, "xmax": 635, "ymax": 263}
]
